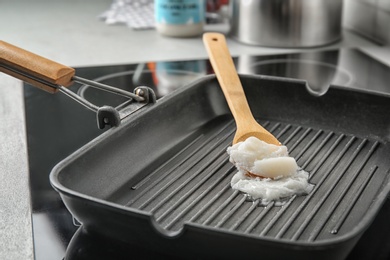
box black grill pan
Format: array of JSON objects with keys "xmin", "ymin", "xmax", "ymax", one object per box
[{"xmin": 50, "ymin": 75, "xmax": 390, "ymax": 259}]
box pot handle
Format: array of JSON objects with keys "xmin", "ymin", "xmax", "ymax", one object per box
[{"xmin": 0, "ymin": 40, "xmax": 75, "ymax": 93}]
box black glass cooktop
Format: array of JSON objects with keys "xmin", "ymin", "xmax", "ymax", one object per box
[{"xmin": 24, "ymin": 49, "xmax": 390, "ymax": 259}]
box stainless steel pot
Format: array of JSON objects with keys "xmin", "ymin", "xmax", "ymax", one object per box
[{"xmin": 229, "ymin": 0, "xmax": 343, "ymax": 47}]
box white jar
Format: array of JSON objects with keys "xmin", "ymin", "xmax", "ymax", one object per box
[{"xmin": 155, "ymin": 0, "xmax": 205, "ymax": 37}]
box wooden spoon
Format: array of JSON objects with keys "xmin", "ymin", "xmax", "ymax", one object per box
[{"xmin": 203, "ymin": 32, "xmax": 281, "ymax": 146}]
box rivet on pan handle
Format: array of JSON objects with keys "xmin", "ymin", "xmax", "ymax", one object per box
[{"xmin": 0, "ymin": 40, "xmax": 156, "ymax": 129}]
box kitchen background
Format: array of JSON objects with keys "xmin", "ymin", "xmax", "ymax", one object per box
[
  {"xmin": 344, "ymin": 0, "xmax": 390, "ymax": 45},
  {"xmin": 0, "ymin": 0, "xmax": 389, "ymax": 259}
]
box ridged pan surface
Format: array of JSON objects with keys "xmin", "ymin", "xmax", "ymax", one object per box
[
  {"xmin": 125, "ymin": 118, "xmax": 385, "ymax": 241},
  {"xmin": 51, "ymin": 75, "xmax": 390, "ymax": 258}
]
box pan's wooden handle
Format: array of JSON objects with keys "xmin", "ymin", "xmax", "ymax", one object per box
[{"xmin": 0, "ymin": 40, "xmax": 75, "ymax": 93}]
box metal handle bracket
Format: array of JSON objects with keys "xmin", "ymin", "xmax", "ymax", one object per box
[{"xmin": 96, "ymin": 86, "xmax": 156, "ymax": 129}]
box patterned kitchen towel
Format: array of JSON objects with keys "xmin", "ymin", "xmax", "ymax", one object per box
[{"xmin": 100, "ymin": 0, "xmax": 155, "ymax": 30}]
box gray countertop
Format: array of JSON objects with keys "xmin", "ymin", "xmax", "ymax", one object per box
[
  {"xmin": 0, "ymin": 74, "xmax": 33, "ymax": 260},
  {"xmin": 0, "ymin": 0, "xmax": 389, "ymax": 259}
]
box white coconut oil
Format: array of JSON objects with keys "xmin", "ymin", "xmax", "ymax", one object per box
[{"xmin": 227, "ymin": 137, "xmax": 314, "ymax": 205}]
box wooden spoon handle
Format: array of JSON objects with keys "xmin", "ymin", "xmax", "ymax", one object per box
[
  {"xmin": 203, "ymin": 33, "xmax": 280, "ymax": 145},
  {"xmin": 0, "ymin": 40, "xmax": 75, "ymax": 93},
  {"xmin": 203, "ymin": 33, "xmax": 257, "ymax": 130}
]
